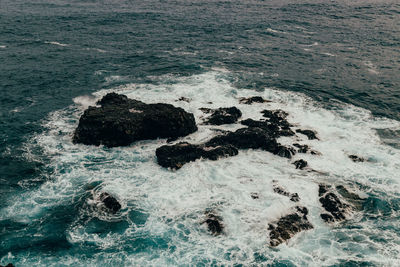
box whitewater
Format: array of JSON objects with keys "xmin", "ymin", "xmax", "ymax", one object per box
[{"xmin": 1, "ymin": 71, "xmax": 400, "ymax": 266}]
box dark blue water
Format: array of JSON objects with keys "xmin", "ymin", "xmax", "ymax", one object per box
[{"xmin": 1, "ymin": 0, "xmax": 400, "ymax": 266}]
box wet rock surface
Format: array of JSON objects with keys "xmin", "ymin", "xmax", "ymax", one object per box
[
  {"xmin": 201, "ymin": 107, "xmax": 242, "ymax": 125},
  {"xmin": 156, "ymin": 142, "xmax": 238, "ymax": 169},
  {"xmin": 268, "ymin": 206, "xmax": 313, "ymax": 247},
  {"xmin": 0, "ymin": 264, "xmax": 14, "ymax": 267},
  {"xmin": 100, "ymin": 192, "xmax": 122, "ymax": 213},
  {"xmin": 73, "ymin": 93, "xmax": 198, "ymax": 147},
  {"xmin": 156, "ymin": 108, "xmax": 304, "ymax": 168}
]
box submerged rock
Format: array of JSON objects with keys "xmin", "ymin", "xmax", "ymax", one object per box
[
  {"xmin": 0, "ymin": 264, "xmax": 14, "ymax": 267},
  {"xmin": 318, "ymin": 184, "xmax": 364, "ymax": 223},
  {"xmin": 268, "ymin": 206, "xmax": 313, "ymax": 247},
  {"xmin": 73, "ymin": 92, "xmax": 198, "ymax": 147},
  {"xmin": 293, "ymin": 159, "xmax": 308, "ymax": 169},
  {"xmin": 202, "ymin": 213, "xmax": 223, "ymax": 235},
  {"xmin": 201, "ymin": 107, "xmax": 242, "ymax": 125},
  {"xmin": 100, "ymin": 192, "xmax": 121, "ymax": 213},
  {"xmin": 296, "ymin": 129, "xmax": 319, "ymax": 140},
  {"xmin": 239, "ymin": 96, "xmax": 270, "ymax": 104},
  {"xmin": 156, "ymin": 142, "xmax": 238, "ymax": 169}
]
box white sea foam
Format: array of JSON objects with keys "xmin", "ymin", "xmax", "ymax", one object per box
[
  {"xmin": 0, "ymin": 45, "xmax": 6, "ymax": 49},
  {"xmin": 364, "ymin": 60, "xmax": 379, "ymax": 74},
  {"xmin": 73, "ymin": 95, "xmax": 98, "ymax": 109},
  {"xmin": 3, "ymin": 70, "xmax": 400, "ymax": 266},
  {"xmin": 44, "ymin": 41, "xmax": 69, "ymax": 47}
]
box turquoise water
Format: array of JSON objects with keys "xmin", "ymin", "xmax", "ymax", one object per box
[{"xmin": 1, "ymin": 0, "xmax": 400, "ymax": 266}]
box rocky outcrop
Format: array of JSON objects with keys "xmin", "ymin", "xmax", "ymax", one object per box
[
  {"xmin": 100, "ymin": 192, "xmax": 121, "ymax": 213},
  {"xmin": 73, "ymin": 93, "xmax": 198, "ymax": 147},
  {"xmin": 156, "ymin": 142, "xmax": 238, "ymax": 169},
  {"xmin": 200, "ymin": 107, "xmax": 242, "ymax": 125},
  {"xmin": 296, "ymin": 129, "xmax": 319, "ymax": 140},
  {"xmin": 156, "ymin": 109, "xmax": 298, "ymax": 169},
  {"xmin": 202, "ymin": 213, "xmax": 223, "ymax": 235},
  {"xmin": 239, "ymin": 96, "xmax": 270, "ymax": 104},
  {"xmin": 0, "ymin": 264, "xmax": 14, "ymax": 267},
  {"xmin": 268, "ymin": 206, "xmax": 313, "ymax": 247}
]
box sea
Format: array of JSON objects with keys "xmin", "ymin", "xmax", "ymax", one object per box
[{"xmin": 1, "ymin": 0, "xmax": 400, "ymax": 266}]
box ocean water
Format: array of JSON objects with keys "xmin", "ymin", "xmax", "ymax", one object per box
[{"xmin": 1, "ymin": 0, "xmax": 400, "ymax": 266}]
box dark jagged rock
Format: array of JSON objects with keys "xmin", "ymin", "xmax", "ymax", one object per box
[
  {"xmin": 73, "ymin": 93, "xmax": 198, "ymax": 147},
  {"xmin": 0, "ymin": 264, "xmax": 14, "ymax": 267},
  {"xmin": 157, "ymin": 126, "xmax": 296, "ymax": 169},
  {"xmin": 239, "ymin": 96, "xmax": 270, "ymax": 104},
  {"xmin": 318, "ymin": 184, "xmax": 329, "ymax": 196},
  {"xmin": 268, "ymin": 206, "xmax": 313, "ymax": 247},
  {"xmin": 202, "ymin": 213, "xmax": 223, "ymax": 235},
  {"xmin": 296, "ymin": 129, "xmax": 319, "ymax": 140},
  {"xmin": 273, "ymin": 186, "xmax": 300, "ymax": 202},
  {"xmin": 349, "ymin": 155, "xmax": 365, "ymax": 162},
  {"xmin": 100, "ymin": 192, "xmax": 121, "ymax": 213},
  {"xmin": 156, "ymin": 142, "xmax": 238, "ymax": 169},
  {"xmin": 201, "ymin": 107, "xmax": 242, "ymax": 125},
  {"xmin": 261, "ymin": 109, "xmax": 294, "ymax": 136},
  {"xmin": 206, "ymin": 127, "xmax": 278, "ymax": 151},
  {"xmin": 261, "ymin": 109, "xmax": 288, "ymax": 121},
  {"xmin": 293, "ymin": 159, "xmax": 308, "ymax": 169}
]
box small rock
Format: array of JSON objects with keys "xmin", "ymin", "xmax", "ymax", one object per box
[
  {"xmin": 273, "ymin": 186, "xmax": 300, "ymax": 202},
  {"xmin": 296, "ymin": 129, "xmax": 319, "ymax": 140},
  {"xmin": 293, "ymin": 159, "xmax": 308, "ymax": 169},
  {"xmin": 177, "ymin": 97, "xmax": 191, "ymax": 102},
  {"xmin": 0, "ymin": 264, "xmax": 14, "ymax": 267},
  {"xmin": 239, "ymin": 96, "xmax": 270, "ymax": 104},
  {"xmin": 100, "ymin": 192, "xmax": 121, "ymax": 213},
  {"xmin": 251, "ymin": 193, "xmax": 259, "ymax": 199},
  {"xmin": 348, "ymin": 155, "xmax": 364, "ymax": 162},
  {"xmin": 202, "ymin": 214, "xmax": 223, "ymax": 235}
]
